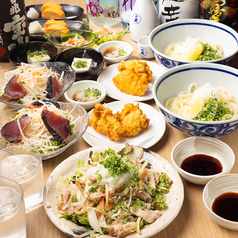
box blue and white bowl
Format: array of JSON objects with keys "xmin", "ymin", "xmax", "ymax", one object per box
[
  {"xmin": 149, "ymin": 19, "xmax": 238, "ymax": 69},
  {"xmin": 153, "ymin": 63, "xmax": 238, "ymax": 137}
]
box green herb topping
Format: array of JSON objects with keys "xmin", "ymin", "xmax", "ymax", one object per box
[
  {"xmin": 197, "ymin": 43, "xmax": 222, "ymax": 61},
  {"xmin": 73, "ymin": 60, "xmax": 88, "ymax": 68},
  {"xmin": 27, "ymin": 50, "xmax": 48, "ymax": 58},
  {"xmin": 83, "ymin": 88, "xmax": 101, "ymax": 98},
  {"xmin": 99, "ymin": 149, "xmax": 131, "ymax": 177},
  {"xmin": 118, "ymin": 47, "xmax": 127, "ymax": 56},
  {"xmin": 194, "ymin": 97, "xmax": 233, "ymax": 121}
]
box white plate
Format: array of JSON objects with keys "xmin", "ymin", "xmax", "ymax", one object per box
[
  {"xmin": 97, "ymin": 61, "xmax": 167, "ymax": 101},
  {"xmin": 83, "ymin": 101, "xmax": 166, "ymax": 148},
  {"xmin": 44, "ymin": 144, "xmax": 184, "ymax": 238}
]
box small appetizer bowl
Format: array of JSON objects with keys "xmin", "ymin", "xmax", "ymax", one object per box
[
  {"xmin": 54, "ymin": 47, "xmax": 104, "ymax": 81},
  {"xmin": 83, "ymin": 18, "xmax": 129, "ymax": 45},
  {"xmin": 0, "ymin": 101, "xmax": 89, "ymax": 160},
  {"xmin": 153, "ymin": 62, "xmax": 238, "ymax": 137},
  {"xmin": 171, "ymin": 137, "xmax": 235, "ymax": 185},
  {"xmin": 64, "ymin": 80, "xmax": 106, "ymax": 110},
  {"xmin": 9, "ymin": 41, "xmax": 58, "ymax": 65},
  {"xmin": 96, "ymin": 41, "xmax": 133, "ymax": 65},
  {"xmin": 0, "ymin": 62, "xmax": 75, "ymax": 108},
  {"xmin": 149, "ymin": 19, "xmax": 238, "ymax": 69},
  {"xmin": 44, "ymin": 28, "xmax": 98, "ymax": 52},
  {"xmin": 203, "ymin": 174, "xmax": 238, "ymax": 230}
]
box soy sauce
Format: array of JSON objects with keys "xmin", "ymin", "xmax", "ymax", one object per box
[
  {"xmin": 212, "ymin": 192, "xmax": 238, "ymax": 222},
  {"xmin": 181, "ymin": 154, "xmax": 222, "ymax": 176}
]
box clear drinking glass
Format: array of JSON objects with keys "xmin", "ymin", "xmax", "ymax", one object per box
[
  {"xmin": 0, "ymin": 146, "xmax": 44, "ymax": 212},
  {"xmin": 0, "ymin": 176, "xmax": 26, "ymax": 238}
]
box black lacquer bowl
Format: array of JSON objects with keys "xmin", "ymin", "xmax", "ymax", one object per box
[
  {"xmin": 9, "ymin": 41, "xmax": 58, "ymax": 65},
  {"xmin": 54, "ymin": 47, "xmax": 104, "ymax": 81}
]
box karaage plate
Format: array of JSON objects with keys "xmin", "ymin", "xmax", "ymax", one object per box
[
  {"xmin": 97, "ymin": 61, "xmax": 167, "ymax": 102},
  {"xmin": 83, "ymin": 101, "xmax": 166, "ymax": 148},
  {"xmin": 44, "ymin": 144, "xmax": 184, "ymax": 237}
]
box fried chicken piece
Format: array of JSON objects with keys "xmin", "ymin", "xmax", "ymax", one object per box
[
  {"xmin": 115, "ymin": 103, "xmax": 150, "ymax": 137},
  {"xmin": 113, "ymin": 60, "xmax": 153, "ymax": 96},
  {"xmin": 89, "ymin": 103, "xmax": 124, "ymax": 141},
  {"xmin": 113, "ymin": 70, "xmax": 149, "ymax": 96},
  {"xmin": 118, "ymin": 59, "xmax": 152, "ymax": 81}
]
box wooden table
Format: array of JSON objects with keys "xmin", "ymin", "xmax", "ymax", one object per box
[{"xmin": 1, "ymin": 0, "xmax": 238, "ymax": 237}]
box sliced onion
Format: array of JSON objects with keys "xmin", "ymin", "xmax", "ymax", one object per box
[
  {"xmin": 87, "ymin": 208, "xmax": 103, "ymax": 234},
  {"xmin": 136, "ymin": 217, "xmax": 141, "ymax": 235}
]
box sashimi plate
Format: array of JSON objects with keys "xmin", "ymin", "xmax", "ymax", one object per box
[
  {"xmin": 83, "ymin": 101, "xmax": 166, "ymax": 148},
  {"xmin": 97, "ymin": 61, "xmax": 167, "ymax": 102},
  {"xmin": 44, "ymin": 144, "xmax": 184, "ymax": 237}
]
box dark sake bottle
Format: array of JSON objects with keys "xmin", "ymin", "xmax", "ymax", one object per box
[{"xmin": 0, "ymin": 0, "xmax": 29, "ymax": 62}]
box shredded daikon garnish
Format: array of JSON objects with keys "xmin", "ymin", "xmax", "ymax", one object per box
[
  {"xmin": 0, "ymin": 63, "xmax": 63, "ymax": 104},
  {"xmin": 5, "ymin": 101, "xmax": 76, "ymax": 154}
]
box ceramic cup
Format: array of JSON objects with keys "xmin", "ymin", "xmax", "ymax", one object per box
[{"xmin": 137, "ymin": 36, "xmax": 154, "ymax": 59}]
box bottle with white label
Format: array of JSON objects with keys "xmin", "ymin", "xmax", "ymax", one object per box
[
  {"xmin": 130, "ymin": 0, "xmax": 159, "ymax": 47},
  {"xmin": 121, "ymin": 0, "xmax": 159, "ymax": 25},
  {"xmin": 159, "ymin": 0, "xmax": 199, "ymax": 24}
]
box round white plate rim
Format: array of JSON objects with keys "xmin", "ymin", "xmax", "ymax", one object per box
[
  {"xmin": 83, "ymin": 101, "xmax": 166, "ymax": 148},
  {"xmin": 97, "ymin": 61, "xmax": 167, "ymax": 101},
  {"xmin": 44, "ymin": 143, "xmax": 184, "ymax": 238}
]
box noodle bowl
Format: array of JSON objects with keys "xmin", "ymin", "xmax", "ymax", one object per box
[{"xmin": 153, "ymin": 63, "xmax": 238, "ymax": 137}]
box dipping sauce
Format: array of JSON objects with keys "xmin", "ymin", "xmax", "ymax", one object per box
[
  {"xmin": 181, "ymin": 154, "xmax": 222, "ymax": 176},
  {"xmin": 72, "ymin": 88, "xmax": 101, "ymax": 102},
  {"xmin": 212, "ymin": 192, "xmax": 238, "ymax": 222},
  {"xmin": 103, "ymin": 47, "xmax": 127, "ymax": 58}
]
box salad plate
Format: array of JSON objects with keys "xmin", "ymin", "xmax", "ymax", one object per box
[
  {"xmin": 0, "ymin": 101, "xmax": 89, "ymax": 160},
  {"xmin": 44, "ymin": 144, "xmax": 184, "ymax": 237},
  {"xmin": 83, "ymin": 101, "xmax": 166, "ymax": 148},
  {"xmin": 26, "ymin": 4, "xmax": 84, "ymax": 21},
  {"xmin": 97, "ymin": 61, "xmax": 167, "ymax": 102},
  {"xmin": 0, "ymin": 62, "xmax": 75, "ymax": 108}
]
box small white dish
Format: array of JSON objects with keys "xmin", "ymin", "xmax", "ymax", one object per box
[
  {"xmin": 71, "ymin": 58, "xmax": 92, "ymax": 73},
  {"xmin": 203, "ymin": 174, "xmax": 238, "ymax": 230},
  {"xmin": 96, "ymin": 41, "xmax": 133, "ymax": 64},
  {"xmin": 83, "ymin": 100, "xmax": 166, "ymax": 148},
  {"xmin": 171, "ymin": 136, "xmax": 235, "ymax": 185},
  {"xmin": 97, "ymin": 60, "xmax": 167, "ymax": 102},
  {"xmin": 64, "ymin": 80, "xmax": 107, "ymax": 110},
  {"xmin": 138, "ymin": 36, "xmax": 154, "ymax": 59}
]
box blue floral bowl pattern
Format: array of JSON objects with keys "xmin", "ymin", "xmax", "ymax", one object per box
[
  {"xmin": 149, "ymin": 19, "xmax": 238, "ymax": 69},
  {"xmin": 153, "ymin": 63, "xmax": 238, "ymax": 137}
]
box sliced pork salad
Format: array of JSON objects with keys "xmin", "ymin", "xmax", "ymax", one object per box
[{"xmin": 57, "ymin": 144, "xmax": 173, "ymax": 238}]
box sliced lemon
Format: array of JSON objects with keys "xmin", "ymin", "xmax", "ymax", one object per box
[
  {"xmin": 186, "ymin": 42, "xmax": 204, "ymax": 61},
  {"xmin": 185, "ymin": 97, "xmax": 204, "ymax": 119}
]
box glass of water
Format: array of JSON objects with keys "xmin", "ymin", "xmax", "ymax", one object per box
[
  {"xmin": 0, "ymin": 146, "xmax": 44, "ymax": 212},
  {"xmin": 0, "ymin": 176, "xmax": 26, "ymax": 238}
]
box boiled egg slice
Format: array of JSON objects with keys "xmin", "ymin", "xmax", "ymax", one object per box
[{"xmin": 71, "ymin": 58, "xmax": 92, "ymax": 73}]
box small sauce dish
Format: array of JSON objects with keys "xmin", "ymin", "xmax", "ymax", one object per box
[
  {"xmin": 171, "ymin": 136, "xmax": 235, "ymax": 185},
  {"xmin": 64, "ymin": 80, "xmax": 106, "ymax": 110},
  {"xmin": 96, "ymin": 41, "xmax": 133, "ymax": 64},
  {"xmin": 203, "ymin": 174, "xmax": 238, "ymax": 230}
]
